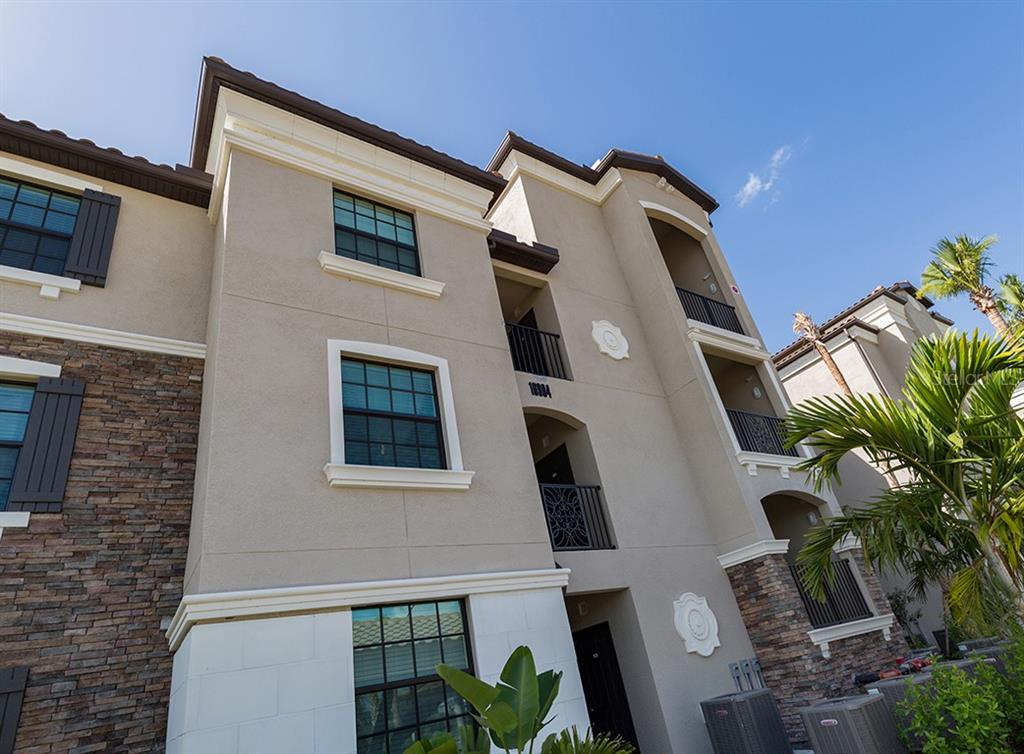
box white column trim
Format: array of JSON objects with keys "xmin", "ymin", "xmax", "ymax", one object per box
[
  {"xmin": 0, "ymin": 312, "xmax": 206, "ymax": 359},
  {"xmin": 0, "ymin": 511, "xmax": 30, "ymax": 542},
  {"xmin": 717, "ymin": 539, "xmax": 790, "ymax": 569},
  {"xmin": 808, "ymin": 614, "xmax": 896, "ymax": 658},
  {"xmin": 166, "ymin": 568, "xmax": 571, "ymax": 650}
]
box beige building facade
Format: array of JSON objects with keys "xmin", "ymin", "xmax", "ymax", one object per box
[
  {"xmin": 775, "ymin": 282, "xmax": 954, "ymax": 643},
  {"xmin": 0, "ymin": 57, "xmax": 909, "ymax": 754}
]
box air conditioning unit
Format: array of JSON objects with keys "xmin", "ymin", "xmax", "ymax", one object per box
[
  {"xmin": 957, "ymin": 636, "xmax": 999, "ymax": 653},
  {"xmin": 865, "ymin": 675, "xmax": 933, "ymax": 751},
  {"xmin": 701, "ymin": 688, "xmax": 793, "ymax": 754},
  {"xmin": 800, "ymin": 695, "xmax": 906, "ymax": 754},
  {"xmin": 966, "ymin": 642, "xmax": 1011, "ymax": 675}
]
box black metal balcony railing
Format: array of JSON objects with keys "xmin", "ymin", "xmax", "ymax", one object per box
[
  {"xmin": 538, "ymin": 484, "xmax": 613, "ymax": 551},
  {"xmin": 676, "ymin": 287, "xmax": 744, "ymax": 334},
  {"xmin": 790, "ymin": 559, "xmax": 873, "ymax": 628},
  {"xmin": 506, "ymin": 323, "xmax": 569, "ymax": 380},
  {"xmin": 726, "ymin": 409, "xmax": 799, "ymax": 457}
]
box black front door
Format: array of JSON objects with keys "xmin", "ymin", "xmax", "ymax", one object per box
[{"xmin": 572, "ymin": 622, "xmax": 640, "ymax": 749}]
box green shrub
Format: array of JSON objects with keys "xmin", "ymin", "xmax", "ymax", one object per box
[
  {"xmin": 540, "ymin": 727, "xmax": 635, "ymax": 754},
  {"xmin": 994, "ymin": 631, "xmax": 1024, "ymax": 752},
  {"xmin": 897, "ymin": 662, "xmax": 1010, "ymax": 753}
]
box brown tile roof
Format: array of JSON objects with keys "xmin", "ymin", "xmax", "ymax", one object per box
[
  {"xmin": 0, "ymin": 114, "xmax": 212, "ymax": 207},
  {"xmin": 772, "ymin": 281, "xmax": 946, "ymax": 368},
  {"xmin": 486, "ymin": 131, "xmax": 719, "ymax": 213}
]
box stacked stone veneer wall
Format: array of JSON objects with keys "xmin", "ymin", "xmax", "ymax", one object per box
[
  {"xmin": 0, "ymin": 333, "xmax": 203, "ymax": 753},
  {"xmin": 725, "ymin": 552, "xmax": 908, "ymax": 743}
]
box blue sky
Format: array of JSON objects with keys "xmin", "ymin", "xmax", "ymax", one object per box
[{"xmin": 2, "ymin": 1, "xmax": 1021, "ymax": 350}]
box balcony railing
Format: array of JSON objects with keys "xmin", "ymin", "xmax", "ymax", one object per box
[
  {"xmin": 676, "ymin": 287, "xmax": 744, "ymax": 335},
  {"xmin": 726, "ymin": 409, "xmax": 799, "ymax": 457},
  {"xmin": 790, "ymin": 559, "xmax": 873, "ymax": 628},
  {"xmin": 506, "ymin": 323, "xmax": 569, "ymax": 380},
  {"xmin": 538, "ymin": 484, "xmax": 613, "ymax": 551}
]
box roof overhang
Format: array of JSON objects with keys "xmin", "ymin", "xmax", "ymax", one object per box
[{"xmin": 487, "ymin": 229, "xmax": 559, "ymax": 273}]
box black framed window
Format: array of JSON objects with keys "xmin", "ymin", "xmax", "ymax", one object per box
[
  {"xmin": 333, "ymin": 191, "xmax": 420, "ymax": 276},
  {"xmin": 0, "ymin": 176, "xmax": 81, "ymax": 276},
  {"xmin": 341, "ymin": 358, "xmax": 445, "ymax": 469},
  {"xmin": 0, "ymin": 382, "xmax": 34, "ymax": 510},
  {"xmin": 354, "ymin": 600, "xmax": 474, "ymax": 754}
]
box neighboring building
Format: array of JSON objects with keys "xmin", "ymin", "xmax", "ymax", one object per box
[
  {"xmin": 774, "ymin": 282, "xmax": 953, "ymax": 642},
  {"xmin": 0, "ymin": 58, "xmax": 906, "ymax": 754}
]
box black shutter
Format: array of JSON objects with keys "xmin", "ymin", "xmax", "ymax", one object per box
[
  {"xmin": 7, "ymin": 378, "xmax": 85, "ymax": 513},
  {"xmin": 0, "ymin": 667, "xmax": 28, "ymax": 754},
  {"xmin": 65, "ymin": 189, "xmax": 121, "ymax": 286}
]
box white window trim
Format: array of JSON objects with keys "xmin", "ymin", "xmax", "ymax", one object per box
[
  {"xmin": 0, "ymin": 356, "xmax": 62, "ymax": 540},
  {"xmin": 808, "ymin": 614, "xmax": 895, "ymax": 658},
  {"xmin": 0, "ymin": 265, "xmax": 81, "ymax": 300},
  {"xmin": 317, "ymin": 250, "xmax": 444, "ymax": 299},
  {"xmin": 324, "ymin": 339, "xmax": 474, "ymax": 490},
  {"xmin": 0, "ymin": 155, "xmax": 102, "ymax": 193}
]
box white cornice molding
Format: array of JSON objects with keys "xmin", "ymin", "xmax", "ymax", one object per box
[
  {"xmin": 207, "ymin": 90, "xmax": 493, "ymax": 232},
  {"xmin": 0, "ymin": 355, "xmax": 61, "ymax": 380},
  {"xmin": 166, "ymin": 567, "xmax": 571, "ymax": 650},
  {"xmin": 0, "ymin": 265, "xmax": 81, "ymax": 300},
  {"xmin": 0, "ymin": 511, "xmax": 30, "ymax": 543},
  {"xmin": 687, "ymin": 321, "xmax": 769, "ymax": 361},
  {"xmin": 495, "ymin": 150, "xmax": 622, "ymax": 205},
  {"xmin": 0, "ymin": 312, "xmax": 206, "ymax": 359},
  {"xmin": 323, "ymin": 463, "xmax": 474, "ymax": 490},
  {"xmin": 317, "ymin": 251, "xmax": 444, "ymax": 298},
  {"xmin": 0, "ymin": 154, "xmax": 102, "ymax": 193},
  {"xmin": 807, "ymin": 614, "xmax": 895, "ymax": 658},
  {"xmin": 717, "ymin": 539, "xmax": 790, "ymax": 569}
]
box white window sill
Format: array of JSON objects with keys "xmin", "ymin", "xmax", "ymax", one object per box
[
  {"xmin": 808, "ymin": 614, "xmax": 895, "ymax": 658},
  {"xmin": 323, "ymin": 463, "xmax": 474, "ymax": 490},
  {"xmin": 736, "ymin": 451, "xmax": 804, "ymax": 478},
  {"xmin": 0, "ymin": 511, "xmax": 31, "ymax": 542},
  {"xmin": 0, "ymin": 265, "xmax": 81, "ymax": 300},
  {"xmin": 317, "ymin": 250, "xmax": 444, "ymax": 299}
]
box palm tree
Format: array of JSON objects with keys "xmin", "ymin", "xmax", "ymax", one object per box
[
  {"xmin": 1000, "ymin": 273, "xmax": 1024, "ymax": 344},
  {"xmin": 793, "ymin": 311, "xmax": 853, "ymax": 396},
  {"xmin": 919, "ymin": 234, "xmax": 1012, "ymax": 339},
  {"xmin": 786, "ymin": 331, "xmax": 1024, "ymax": 632}
]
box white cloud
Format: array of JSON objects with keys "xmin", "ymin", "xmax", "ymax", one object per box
[{"xmin": 736, "ymin": 145, "xmax": 792, "ymax": 207}]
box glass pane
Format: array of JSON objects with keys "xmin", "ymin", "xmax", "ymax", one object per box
[
  {"xmin": 374, "ymin": 206, "xmax": 394, "ymax": 222},
  {"xmin": 421, "ymin": 720, "xmax": 448, "ymax": 737},
  {"xmin": 367, "ymin": 387, "xmax": 391, "ymax": 412},
  {"xmin": 334, "ymin": 193, "xmax": 354, "ymax": 210},
  {"xmin": 389, "ymin": 369, "xmax": 412, "ymax": 391},
  {"xmin": 441, "ymin": 636, "xmax": 469, "ymax": 669},
  {"xmin": 345, "ymin": 442, "xmax": 371, "ymax": 465},
  {"xmin": 398, "ymin": 249, "xmax": 417, "ymax": 269},
  {"xmin": 446, "ymin": 687, "xmax": 471, "ymax": 717},
  {"xmin": 356, "ymin": 691, "xmax": 386, "ymax": 735},
  {"xmin": 335, "ymin": 208, "xmax": 355, "ymax": 229},
  {"xmin": 411, "ymin": 603, "xmax": 438, "ymax": 638},
  {"xmin": 37, "ymin": 236, "xmax": 69, "ymax": 259},
  {"xmin": 437, "ymin": 602, "xmax": 464, "ymax": 635},
  {"xmin": 382, "ymin": 605, "xmax": 411, "ymax": 641},
  {"xmin": 354, "ymin": 646, "xmax": 385, "ymax": 687},
  {"xmin": 418, "ymin": 448, "xmax": 442, "ymax": 469},
  {"xmin": 341, "ymin": 360, "xmax": 365, "ymax": 384},
  {"xmin": 0, "ymin": 250, "xmax": 32, "ymax": 269},
  {"xmin": 342, "ymin": 384, "xmax": 367, "ymax": 410},
  {"xmin": 388, "ymin": 730, "xmax": 417, "ymax": 754},
  {"xmin": 34, "ymin": 256, "xmax": 64, "ymax": 275},
  {"xmin": 43, "ymin": 212, "xmax": 76, "ymax": 234},
  {"xmin": 378, "ymin": 243, "xmax": 398, "ymax": 263},
  {"xmin": 394, "ymin": 213, "xmax": 413, "ymax": 230},
  {"xmin": 390, "ymin": 391, "xmax": 414, "ymax": 415},
  {"xmin": 365, "ymin": 363, "xmax": 390, "ymax": 387},
  {"xmin": 394, "ymin": 446, "xmax": 419, "ymax": 468},
  {"xmin": 386, "ymin": 686, "xmax": 416, "ymax": 728},
  {"xmin": 0, "ymin": 179, "xmax": 16, "ymax": 200},
  {"xmin": 336, "ymin": 230, "xmax": 357, "ymax": 253},
  {"xmin": 396, "ymin": 228, "xmax": 415, "ymax": 246},
  {"xmin": 356, "ymin": 235, "xmax": 376, "ymax": 255},
  {"xmin": 352, "ymin": 607, "xmax": 382, "ymax": 647},
  {"xmin": 0, "ymin": 479, "xmax": 10, "ymax": 510},
  {"xmin": 344, "ymin": 414, "xmax": 368, "ymax": 442},
  {"xmin": 0, "ymin": 412, "xmax": 29, "ymax": 442},
  {"xmin": 392, "ymin": 420, "xmax": 417, "ymax": 446},
  {"xmin": 0, "ymin": 448, "xmax": 18, "ymax": 478},
  {"xmin": 367, "ymin": 417, "xmax": 393, "ymax": 444},
  {"xmin": 414, "ymin": 638, "xmax": 442, "ymax": 677},
  {"xmin": 0, "ymin": 384, "xmax": 34, "ymax": 412},
  {"xmin": 384, "ymin": 642, "xmax": 415, "ymax": 682},
  {"xmin": 356, "ymin": 215, "xmax": 376, "ymax": 234},
  {"xmin": 416, "ymin": 681, "xmax": 446, "ymax": 723},
  {"xmin": 356, "ymin": 735, "xmax": 386, "ymax": 754},
  {"xmin": 355, "ymin": 198, "xmax": 374, "ymax": 216},
  {"xmin": 0, "ymin": 200, "xmax": 12, "ymax": 220},
  {"xmin": 49, "ymin": 194, "xmax": 79, "ymax": 214},
  {"xmin": 412, "ymin": 372, "xmax": 434, "ymax": 394},
  {"xmin": 369, "ymin": 443, "xmax": 395, "ymax": 466},
  {"xmin": 414, "ymin": 394, "xmax": 437, "ymax": 418},
  {"xmin": 416, "ymin": 423, "xmax": 439, "ymax": 448},
  {"xmin": 17, "ymin": 185, "xmax": 50, "ymax": 207},
  {"xmin": 10, "ymin": 204, "xmax": 45, "ymax": 227},
  {"xmin": 376, "ymin": 222, "xmax": 396, "ymax": 241}
]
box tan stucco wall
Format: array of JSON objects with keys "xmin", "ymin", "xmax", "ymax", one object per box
[
  {"xmin": 185, "ymin": 150, "xmax": 555, "ymax": 593},
  {"xmin": 0, "ymin": 155, "xmax": 213, "ymax": 343}
]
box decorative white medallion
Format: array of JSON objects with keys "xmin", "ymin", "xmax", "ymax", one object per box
[
  {"xmin": 673, "ymin": 592, "xmax": 720, "ymax": 657},
  {"xmin": 591, "ymin": 320, "xmax": 629, "ymax": 360}
]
